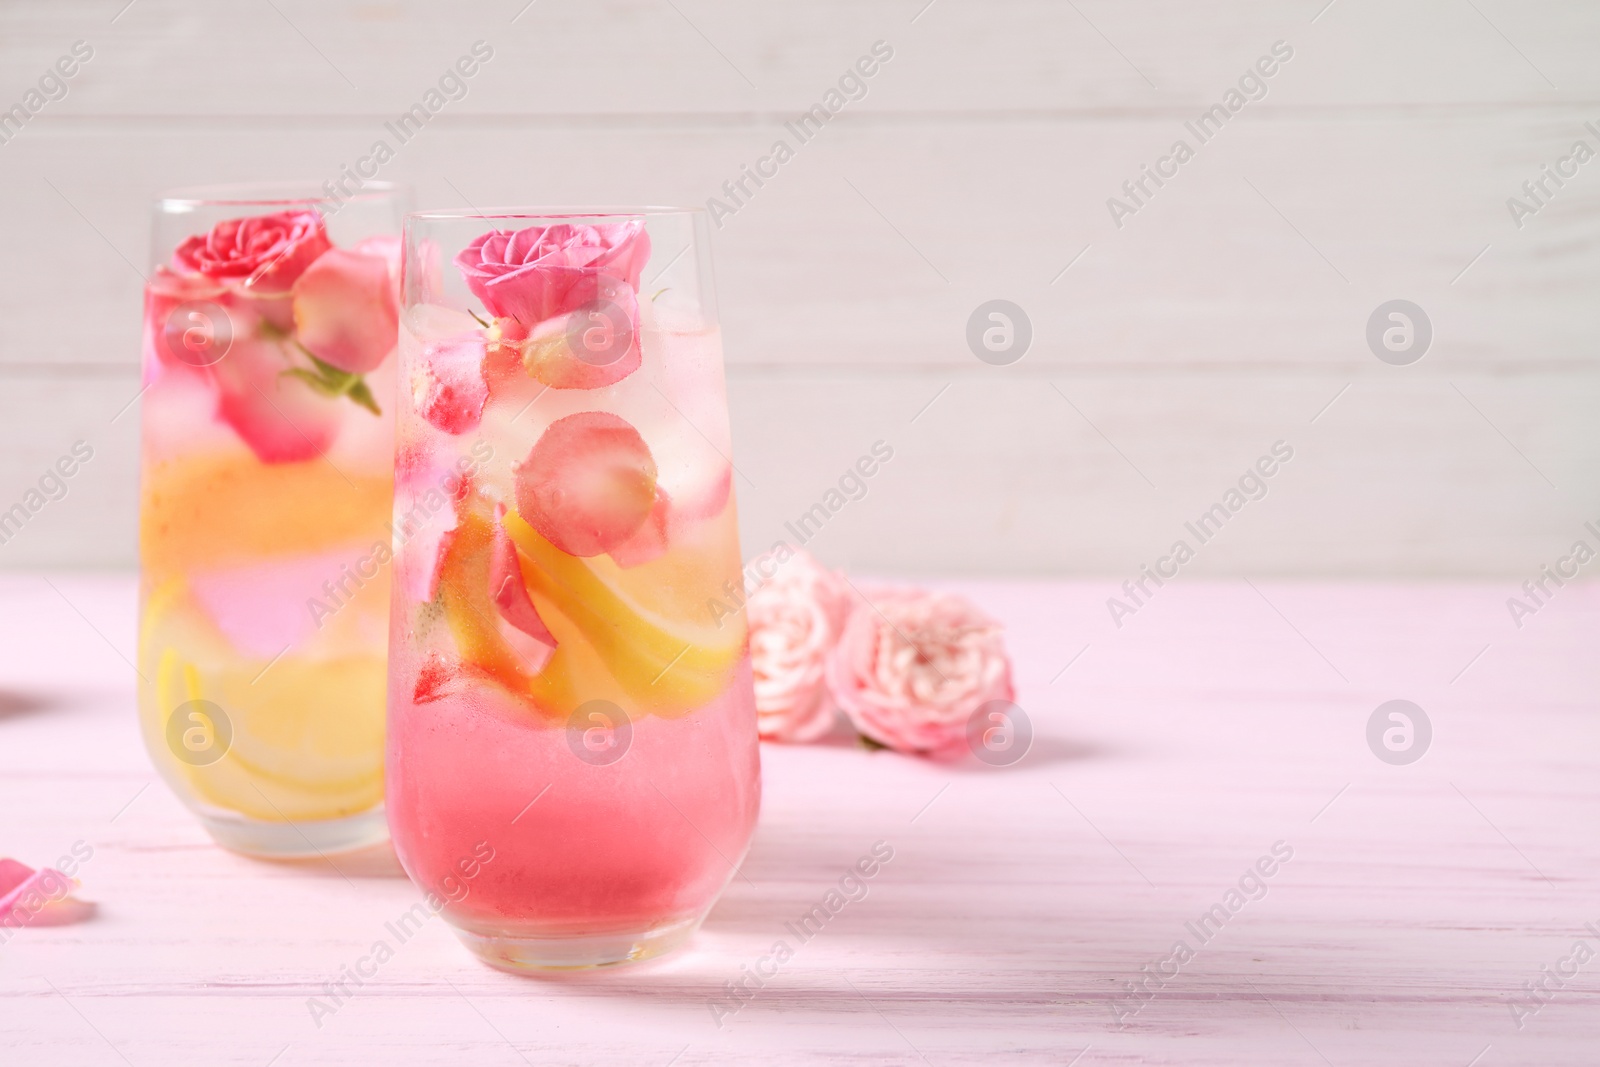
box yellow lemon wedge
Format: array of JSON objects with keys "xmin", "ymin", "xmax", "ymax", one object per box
[
  {"xmin": 139, "ymin": 578, "xmax": 385, "ymax": 822},
  {"xmin": 501, "ymin": 508, "xmax": 746, "ymax": 716}
]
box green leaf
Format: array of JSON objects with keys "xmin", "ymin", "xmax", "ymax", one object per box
[
  {"xmin": 279, "ymin": 367, "xmax": 342, "ymax": 397},
  {"xmin": 281, "ymin": 346, "xmax": 382, "ymax": 416},
  {"xmin": 346, "ymin": 378, "xmax": 381, "ymax": 416},
  {"xmin": 856, "ymin": 733, "xmax": 889, "ymax": 752}
]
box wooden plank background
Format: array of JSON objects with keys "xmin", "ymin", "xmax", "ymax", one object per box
[{"xmin": 0, "ymin": 0, "xmax": 1597, "ymax": 575}]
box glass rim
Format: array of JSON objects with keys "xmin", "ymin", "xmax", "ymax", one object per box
[
  {"xmin": 406, "ymin": 205, "xmax": 703, "ymax": 223},
  {"xmin": 157, "ymin": 180, "xmax": 406, "ymax": 211}
]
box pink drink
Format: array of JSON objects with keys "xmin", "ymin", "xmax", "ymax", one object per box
[
  {"xmin": 387, "ymin": 209, "xmax": 759, "ymax": 968},
  {"xmin": 136, "ymin": 185, "xmax": 403, "ymax": 857},
  {"xmin": 388, "ymin": 660, "xmax": 758, "ymax": 937}
]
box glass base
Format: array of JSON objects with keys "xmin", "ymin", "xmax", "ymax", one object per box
[
  {"xmin": 196, "ymin": 806, "xmax": 389, "ymax": 859},
  {"xmin": 452, "ymin": 913, "xmax": 703, "ymax": 972}
]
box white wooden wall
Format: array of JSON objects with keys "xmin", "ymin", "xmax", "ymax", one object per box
[{"xmin": 1, "ymin": 0, "xmax": 1596, "ymax": 576}]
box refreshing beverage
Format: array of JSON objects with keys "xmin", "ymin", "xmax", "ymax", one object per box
[
  {"xmin": 388, "ymin": 209, "xmax": 759, "ymax": 969},
  {"xmin": 136, "ymin": 184, "xmax": 404, "ymax": 856}
]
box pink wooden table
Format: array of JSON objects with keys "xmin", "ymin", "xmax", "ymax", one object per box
[{"xmin": 2, "ymin": 573, "xmax": 1597, "ymax": 1065}]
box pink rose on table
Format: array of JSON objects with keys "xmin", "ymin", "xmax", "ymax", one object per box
[
  {"xmin": 172, "ymin": 209, "xmax": 331, "ymax": 294},
  {"xmin": 747, "ymin": 550, "xmax": 852, "ymax": 743},
  {"xmin": 826, "ymin": 587, "xmax": 1014, "ymax": 757},
  {"xmin": 454, "ymin": 221, "xmax": 651, "ymax": 389}
]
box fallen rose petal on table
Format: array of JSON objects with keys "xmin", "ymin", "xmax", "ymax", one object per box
[{"xmin": 0, "ymin": 858, "xmax": 96, "ymax": 928}]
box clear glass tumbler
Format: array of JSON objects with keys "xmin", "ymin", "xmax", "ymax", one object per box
[
  {"xmin": 387, "ymin": 207, "xmax": 760, "ymax": 970},
  {"xmin": 136, "ymin": 183, "xmax": 405, "ymax": 856}
]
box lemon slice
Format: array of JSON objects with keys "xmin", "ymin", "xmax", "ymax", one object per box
[
  {"xmin": 501, "ymin": 508, "xmax": 745, "ymax": 715},
  {"xmin": 139, "ymin": 577, "xmax": 385, "ymax": 822}
]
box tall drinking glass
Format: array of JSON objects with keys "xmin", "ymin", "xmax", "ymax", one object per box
[
  {"xmin": 137, "ymin": 183, "xmax": 405, "ymax": 856},
  {"xmin": 388, "ymin": 208, "xmax": 759, "ymax": 969}
]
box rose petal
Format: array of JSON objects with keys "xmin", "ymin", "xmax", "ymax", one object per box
[
  {"xmin": 393, "ymin": 443, "xmax": 464, "ymax": 603},
  {"xmin": 188, "ymin": 549, "xmax": 357, "ymax": 659},
  {"xmin": 210, "ymin": 325, "xmax": 341, "ymax": 463},
  {"xmin": 0, "ymin": 859, "xmax": 95, "ymax": 928},
  {"xmin": 412, "ymin": 335, "xmax": 488, "ymax": 435},
  {"xmin": 489, "ymin": 503, "xmax": 558, "ymax": 672},
  {"xmin": 144, "ymin": 268, "xmax": 227, "ymax": 374},
  {"xmin": 292, "ymin": 247, "xmax": 399, "ymax": 374},
  {"xmin": 670, "ymin": 465, "xmax": 732, "ymax": 538},
  {"xmin": 412, "ymin": 651, "xmax": 459, "ymax": 705},
  {"xmin": 354, "ymin": 234, "xmax": 402, "ymax": 304},
  {"xmin": 512, "ymin": 411, "xmax": 657, "ymax": 558},
  {"xmin": 518, "ymin": 279, "xmax": 642, "ymax": 390},
  {"xmin": 608, "ymin": 487, "xmax": 671, "ymax": 569}
]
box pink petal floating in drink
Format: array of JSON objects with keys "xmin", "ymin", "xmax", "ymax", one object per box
[
  {"xmin": 188, "ymin": 549, "xmax": 356, "ymax": 659},
  {"xmin": 609, "ymin": 487, "xmax": 671, "ymax": 569},
  {"xmin": 518, "ymin": 279, "xmax": 642, "ymax": 390},
  {"xmin": 513, "ymin": 411, "xmax": 658, "ymax": 558},
  {"xmin": 0, "ymin": 859, "xmax": 95, "ymax": 928},
  {"xmin": 393, "ymin": 444, "xmax": 464, "ymax": 604},
  {"xmin": 144, "ymin": 267, "xmax": 228, "ymax": 372},
  {"xmin": 354, "ymin": 235, "xmax": 402, "ymax": 305},
  {"xmin": 489, "ymin": 504, "xmax": 558, "ymax": 672},
  {"xmin": 292, "ymin": 247, "xmax": 399, "ymax": 375},
  {"xmin": 412, "ymin": 651, "xmax": 459, "ymax": 705},
  {"xmin": 210, "ymin": 327, "xmax": 341, "ymax": 463},
  {"xmin": 412, "ymin": 335, "xmax": 488, "ymax": 435},
  {"xmin": 670, "ymin": 463, "xmax": 731, "ymax": 532}
]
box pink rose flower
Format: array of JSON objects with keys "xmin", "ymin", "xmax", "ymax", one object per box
[
  {"xmin": 826, "ymin": 588, "xmax": 1014, "ymax": 756},
  {"xmin": 453, "ymin": 221, "xmax": 651, "ymax": 390},
  {"xmin": 142, "ymin": 269, "xmax": 342, "ymax": 463},
  {"xmin": 172, "ymin": 209, "xmax": 332, "ymax": 294},
  {"xmin": 151, "ymin": 211, "xmax": 397, "ymax": 463},
  {"xmin": 454, "ymin": 221, "xmax": 651, "ymax": 325},
  {"xmin": 748, "ymin": 550, "xmax": 852, "ymax": 743}
]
